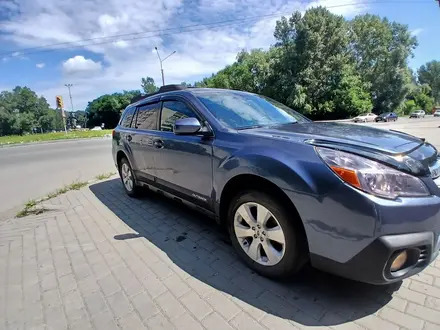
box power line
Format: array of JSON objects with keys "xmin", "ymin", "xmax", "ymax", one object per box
[
  {"xmin": 0, "ymin": 0, "xmax": 433, "ymax": 58},
  {"xmin": 0, "ymin": 12, "xmax": 293, "ymax": 57}
]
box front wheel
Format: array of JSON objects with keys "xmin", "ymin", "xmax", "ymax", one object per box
[{"xmin": 227, "ymin": 191, "xmax": 307, "ymax": 278}]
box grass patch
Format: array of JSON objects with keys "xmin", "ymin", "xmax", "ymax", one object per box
[
  {"xmin": 0, "ymin": 130, "xmax": 113, "ymax": 146},
  {"xmin": 67, "ymin": 181, "xmax": 89, "ymax": 191},
  {"xmin": 95, "ymin": 172, "xmax": 116, "ymax": 180},
  {"xmin": 16, "ymin": 199, "xmax": 49, "ymax": 218},
  {"xmin": 15, "ymin": 174, "xmax": 113, "ymax": 218}
]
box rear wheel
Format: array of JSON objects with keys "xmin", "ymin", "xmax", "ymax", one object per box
[
  {"xmin": 119, "ymin": 157, "xmax": 140, "ymax": 197},
  {"xmin": 227, "ymin": 191, "xmax": 307, "ymax": 278}
]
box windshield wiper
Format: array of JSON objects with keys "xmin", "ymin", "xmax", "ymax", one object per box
[{"xmin": 237, "ymin": 124, "xmax": 267, "ymax": 130}]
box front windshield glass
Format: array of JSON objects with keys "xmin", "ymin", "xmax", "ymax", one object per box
[{"xmin": 194, "ymin": 90, "xmax": 310, "ymax": 129}]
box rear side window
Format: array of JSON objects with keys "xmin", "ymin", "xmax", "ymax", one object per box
[
  {"xmin": 120, "ymin": 107, "xmax": 135, "ymax": 128},
  {"xmin": 135, "ymin": 103, "xmax": 160, "ymax": 130}
]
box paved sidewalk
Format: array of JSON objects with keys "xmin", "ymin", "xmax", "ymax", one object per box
[{"xmin": 1, "ymin": 178, "xmax": 440, "ymax": 330}]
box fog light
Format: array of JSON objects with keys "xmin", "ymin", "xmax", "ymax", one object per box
[{"xmin": 390, "ymin": 250, "xmax": 408, "ymax": 272}]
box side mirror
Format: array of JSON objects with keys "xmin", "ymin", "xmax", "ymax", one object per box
[{"xmin": 173, "ymin": 117, "xmax": 202, "ymax": 135}]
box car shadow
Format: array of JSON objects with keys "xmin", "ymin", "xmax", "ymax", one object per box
[{"xmin": 89, "ymin": 178, "xmax": 401, "ymax": 327}]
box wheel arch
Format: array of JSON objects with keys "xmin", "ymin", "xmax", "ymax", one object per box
[
  {"xmin": 218, "ymin": 173, "xmax": 310, "ymax": 254},
  {"xmin": 116, "ymin": 150, "xmax": 129, "ymax": 171},
  {"xmin": 116, "ymin": 150, "xmax": 136, "ymax": 176}
]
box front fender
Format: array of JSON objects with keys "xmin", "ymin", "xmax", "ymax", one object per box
[{"xmin": 214, "ymin": 145, "xmax": 341, "ymax": 200}]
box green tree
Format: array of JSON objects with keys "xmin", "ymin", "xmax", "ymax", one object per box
[
  {"xmin": 74, "ymin": 111, "xmax": 87, "ymax": 128},
  {"xmin": 418, "ymin": 60, "xmax": 440, "ymax": 104},
  {"xmin": 349, "ymin": 14, "xmax": 417, "ymax": 113},
  {"xmin": 272, "ymin": 7, "xmax": 372, "ymax": 119},
  {"xmin": 406, "ymin": 83, "xmax": 434, "ymax": 112},
  {"xmin": 0, "ymin": 86, "xmax": 54, "ymax": 135},
  {"xmin": 86, "ymin": 90, "xmax": 141, "ymax": 129},
  {"xmin": 141, "ymin": 77, "xmax": 158, "ymax": 94}
]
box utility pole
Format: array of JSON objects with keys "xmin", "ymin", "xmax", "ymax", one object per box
[
  {"xmin": 64, "ymin": 83, "xmax": 75, "ymax": 130},
  {"xmin": 64, "ymin": 84, "xmax": 75, "ymax": 112},
  {"xmin": 154, "ymin": 47, "xmax": 176, "ymax": 86}
]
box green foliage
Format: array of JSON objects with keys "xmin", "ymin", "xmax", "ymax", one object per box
[
  {"xmin": 274, "ymin": 8, "xmax": 373, "ymax": 119},
  {"xmin": 141, "ymin": 77, "xmax": 158, "ymax": 93},
  {"xmin": 418, "ymin": 60, "xmax": 440, "ymax": 104},
  {"xmin": 192, "ymin": 8, "xmax": 435, "ymax": 120},
  {"xmin": 85, "ymin": 90, "xmax": 141, "ymax": 129},
  {"xmin": 199, "ymin": 7, "xmax": 372, "ymax": 120},
  {"xmin": 0, "ymin": 129, "xmax": 112, "ymax": 146},
  {"xmin": 350, "ymin": 15, "xmax": 417, "ymax": 114},
  {"xmin": 0, "ymin": 86, "xmax": 63, "ymax": 136},
  {"xmin": 406, "ymin": 83, "xmax": 434, "ymax": 112},
  {"xmin": 2, "ymin": 10, "xmax": 439, "ymax": 130},
  {"xmin": 403, "ymin": 99, "xmax": 417, "ymax": 115}
]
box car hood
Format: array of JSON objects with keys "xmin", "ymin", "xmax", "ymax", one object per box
[{"xmin": 240, "ymin": 122, "xmax": 438, "ymax": 175}]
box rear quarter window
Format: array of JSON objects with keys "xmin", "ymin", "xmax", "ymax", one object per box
[{"xmin": 120, "ymin": 107, "xmax": 135, "ymax": 128}]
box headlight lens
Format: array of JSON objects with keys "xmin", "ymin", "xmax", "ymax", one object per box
[{"xmin": 316, "ymin": 147, "xmax": 429, "ymax": 199}]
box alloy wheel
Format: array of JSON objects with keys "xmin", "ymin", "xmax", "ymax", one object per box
[
  {"xmin": 121, "ymin": 163, "xmax": 134, "ymax": 192},
  {"xmin": 233, "ymin": 202, "xmax": 286, "ymax": 266}
]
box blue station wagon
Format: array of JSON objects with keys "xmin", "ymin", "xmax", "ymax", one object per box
[{"xmin": 112, "ymin": 85, "xmax": 440, "ymax": 284}]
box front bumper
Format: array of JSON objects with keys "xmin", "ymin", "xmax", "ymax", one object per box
[{"xmin": 311, "ymin": 232, "xmax": 439, "ymax": 284}]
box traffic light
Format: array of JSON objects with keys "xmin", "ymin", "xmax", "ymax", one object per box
[{"xmin": 56, "ymin": 95, "xmax": 64, "ymax": 109}]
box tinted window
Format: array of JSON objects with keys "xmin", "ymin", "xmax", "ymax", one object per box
[
  {"xmin": 194, "ymin": 90, "xmax": 310, "ymax": 129},
  {"xmin": 160, "ymin": 101, "xmax": 198, "ymax": 132},
  {"xmin": 135, "ymin": 103, "xmax": 160, "ymax": 130},
  {"xmin": 120, "ymin": 107, "xmax": 135, "ymax": 128}
]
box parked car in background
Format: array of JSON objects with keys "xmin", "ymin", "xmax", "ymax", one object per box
[
  {"xmin": 434, "ymin": 110, "xmax": 440, "ymax": 117},
  {"xmin": 375, "ymin": 112, "xmax": 398, "ymax": 122},
  {"xmin": 113, "ymin": 85, "xmax": 440, "ymax": 285},
  {"xmin": 410, "ymin": 110, "xmax": 425, "ymax": 118},
  {"xmin": 353, "ymin": 113, "xmax": 377, "ymax": 123}
]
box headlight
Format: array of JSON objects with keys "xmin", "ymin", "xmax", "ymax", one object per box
[{"xmin": 316, "ymin": 147, "xmax": 430, "ymax": 199}]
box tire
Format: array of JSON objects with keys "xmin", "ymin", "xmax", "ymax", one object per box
[
  {"xmin": 227, "ymin": 191, "xmax": 307, "ymax": 279},
  {"xmin": 119, "ymin": 157, "xmax": 140, "ymax": 197}
]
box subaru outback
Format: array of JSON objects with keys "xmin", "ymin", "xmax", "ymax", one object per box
[{"xmin": 112, "ymin": 85, "xmax": 440, "ymax": 285}]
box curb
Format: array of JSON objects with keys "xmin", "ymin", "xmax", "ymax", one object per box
[{"xmin": 1, "ymin": 174, "xmax": 118, "ymax": 222}]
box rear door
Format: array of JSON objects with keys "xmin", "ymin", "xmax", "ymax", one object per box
[
  {"xmin": 129, "ymin": 101, "xmax": 161, "ymax": 183},
  {"xmin": 153, "ymin": 97, "xmax": 214, "ymax": 209},
  {"xmin": 116, "ymin": 106, "xmax": 137, "ymax": 166}
]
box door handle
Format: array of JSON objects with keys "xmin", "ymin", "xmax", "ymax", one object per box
[
  {"xmin": 153, "ymin": 139, "xmax": 164, "ymax": 149},
  {"xmin": 126, "ymin": 135, "xmax": 132, "ymax": 142}
]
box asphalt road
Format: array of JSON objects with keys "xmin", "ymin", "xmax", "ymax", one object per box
[
  {"xmin": 0, "ymin": 138, "xmax": 115, "ymax": 218},
  {"xmin": 0, "ymin": 116, "xmax": 439, "ymax": 219}
]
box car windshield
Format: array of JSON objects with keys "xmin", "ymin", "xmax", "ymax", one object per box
[
  {"xmin": 380, "ymin": 112, "xmax": 390, "ymax": 117},
  {"xmin": 194, "ymin": 90, "xmax": 310, "ymax": 129}
]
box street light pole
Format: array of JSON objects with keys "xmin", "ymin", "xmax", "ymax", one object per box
[{"xmin": 154, "ymin": 47, "xmax": 176, "ymax": 86}]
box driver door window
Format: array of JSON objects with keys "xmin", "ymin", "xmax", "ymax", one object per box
[{"xmin": 160, "ymin": 101, "xmax": 199, "ymax": 132}]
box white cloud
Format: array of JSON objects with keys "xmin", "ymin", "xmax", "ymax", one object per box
[
  {"xmin": 62, "ymin": 55, "xmax": 102, "ymax": 74},
  {"xmin": 0, "ymin": 0, "xmax": 368, "ymax": 109},
  {"xmin": 411, "ymin": 28, "xmax": 424, "ymax": 37},
  {"xmin": 36, "ymin": 63, "xmax": 45, "ymax": 68}
]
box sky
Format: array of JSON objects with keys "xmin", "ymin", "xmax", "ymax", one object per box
[{"xmin": 0, "ymin": 0, "xmax": 439, "ymax": 110}]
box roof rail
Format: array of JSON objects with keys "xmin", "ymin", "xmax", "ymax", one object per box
[{"xmin": 130, "ymin": 84, "xmax": 188, "ymax": 104}]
